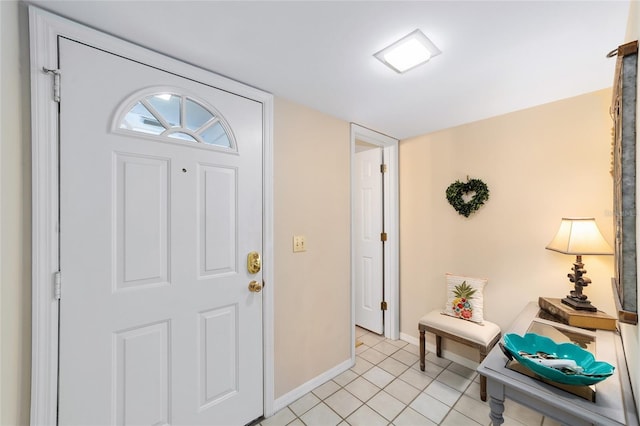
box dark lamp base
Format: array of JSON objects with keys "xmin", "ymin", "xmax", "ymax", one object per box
[{"xmin": 561, "ymin": 297, "xmax": 597, "ymax": 312}]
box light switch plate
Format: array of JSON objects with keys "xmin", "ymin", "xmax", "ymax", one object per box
[{"xmin": 293, "ymin": 235, "xmax": 306, "ymax": 252}]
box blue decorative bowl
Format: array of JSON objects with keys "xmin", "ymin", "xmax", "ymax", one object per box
[{"xmin": 502, "ymin": 333, "xmax": 615, "ymax": 386}]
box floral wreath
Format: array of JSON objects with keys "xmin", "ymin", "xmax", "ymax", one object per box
[{"xmin": 446, "ymin": 178, "xmax": 490, "ymax": 218}]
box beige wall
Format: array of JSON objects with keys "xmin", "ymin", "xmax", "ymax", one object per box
[
  {"xmin": 400, "ymin": 89, "xmax": 615, "ymax": 355},
  {"xmin": 1, "ymin": 1, "xmax": 32, "ymax": 425},
  {"xmin": 273, "ymin": 98, "xmax": 352, "ymax": 398}
]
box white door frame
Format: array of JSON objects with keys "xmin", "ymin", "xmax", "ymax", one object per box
[
  {"xmin": 28, "ymin": 7, "xmax": 275, "ymax": 425},
  {"xmin": 350, "ymin": 123, "xmax": 399, "ymax": 351}
]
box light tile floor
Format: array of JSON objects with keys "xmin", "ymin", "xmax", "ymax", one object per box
[{"xmin": 260, "ymin": 327, "xmax": 562, "ymax": 426}]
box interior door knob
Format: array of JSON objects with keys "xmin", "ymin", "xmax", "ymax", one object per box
[{"xmin": 248, "ymin": 280, "xmax": 262, "ymax": 293}]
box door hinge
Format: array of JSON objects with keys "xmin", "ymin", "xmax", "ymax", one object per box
[
  {"xmin": 380, "ymin": 164, "xmax": 387, "ymax": 173},
  {"xmin": 43, "ymin": 67, "xmax": 61, "ymax": 103},
  {"xmin": 380, "ymin": 232, "xmax": 387, "ymax": 242},
  {"xmin": 54, "ymin": 271, "xmax": 62, "ymax": 300},
  {"xmin": 380, "ymin": 301, "xmax": 388, "ymax": 311}
]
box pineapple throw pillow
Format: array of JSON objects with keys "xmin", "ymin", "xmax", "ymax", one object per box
[{"xmin": 442, "ymin": 273, "xmax": 486, "ymax": 324}]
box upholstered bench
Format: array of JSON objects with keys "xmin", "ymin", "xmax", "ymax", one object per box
[{"xmin": 418, "ymin": 310, "xmax": 501, "ymax": 401}]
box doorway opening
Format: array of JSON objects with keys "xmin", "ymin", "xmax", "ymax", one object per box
[{"xmin": 350, "ymin": 124, "xmax": 399, "ymax": 355}]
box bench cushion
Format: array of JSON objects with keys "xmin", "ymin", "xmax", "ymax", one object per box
[{"xmin": 419, "ymin": 310, "xmax": 500, "ymax": 347}]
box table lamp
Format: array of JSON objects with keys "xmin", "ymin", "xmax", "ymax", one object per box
[{"xmin": 545, "ymin": 218, "xmax": 613, "ymax": 312}]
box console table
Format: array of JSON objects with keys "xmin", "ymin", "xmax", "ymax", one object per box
[{"xmin": 477, "ymin": 302, "xmax": 638, "ymax": 425}]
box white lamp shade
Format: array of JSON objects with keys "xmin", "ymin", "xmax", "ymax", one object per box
[{"xmin": 545, "ymin": 217, "xmax": 613, "ymax": 255}]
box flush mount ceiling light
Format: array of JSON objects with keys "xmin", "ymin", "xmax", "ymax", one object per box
[{"xmin": 374, "ymin": 29, "xmax": 441, "ymax": 74}]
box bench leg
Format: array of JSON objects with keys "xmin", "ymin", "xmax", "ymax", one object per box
[
  {"xmin": 480, "ymin": 375, "xmax": 487, "ymax": 402},
  {"xmin": 435, "ymin": 334, "xmax": 442, "ymax": 358},
  {"xmin": 419, "ymin": 329, "xmax": 425, "ymax": 371},
  {"xmin": 480, "ymin": 351, "xmax": 488, "ymax": 401}
]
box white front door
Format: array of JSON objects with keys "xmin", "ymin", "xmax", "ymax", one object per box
[
  {"xmin": 354, "ymin": 145, "xmax": 384, "ymax": 334},
  {"xmin": 58, "ymin": 37, "xmax": 263, "ymax": 426}
]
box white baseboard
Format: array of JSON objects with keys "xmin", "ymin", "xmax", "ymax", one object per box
[
  {"xmin": 400, "ymin": 332, "xmax": 419, "ymax": 347},
  {"xmin": 271, "ymin": 358, "xmax": 354, "ymax": 414},
  {"xmin": 400, "ymin": 332, "xmax": 479, "ymax": 371}
]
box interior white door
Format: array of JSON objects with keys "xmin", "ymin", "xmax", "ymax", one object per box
[
  {"xmin": 58, "ymin": 38, "xmax": 263, "ymax": 426},
  {"xmin": 354, "ymin": 146, "xmax": 384, "ymax": 334}
]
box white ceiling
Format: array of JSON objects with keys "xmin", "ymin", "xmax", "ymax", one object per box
[{"xmin": 31, "ymin": 0, "xmax": 630, "ymax": 139}]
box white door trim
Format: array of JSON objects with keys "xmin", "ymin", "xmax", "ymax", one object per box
[
  {"xmin": 350, "ymin": 123, "xmax": 399, "ymax": 356},
  {"xmin": 28, "ymin": 6, "xmax": 275, "ymax": 425}
]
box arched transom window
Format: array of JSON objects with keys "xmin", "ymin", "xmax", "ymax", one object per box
[{"xmin": 119, "ymin": 93, "xmax": 234, "ymax": 149}]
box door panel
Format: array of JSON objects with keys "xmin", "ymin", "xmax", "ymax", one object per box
[
  {"xmin": 58, "ymin": 37, "xmax": 263, "ymax": 426},
  {"xmin": 115, "ymin": 153, "xmax": 170, "ymax": 289},
  {"xmin": 199, "ymin": 165, "xmax": 237, "ymax": 276},
  {"xmin": 114, "ymin": 321, "xmax": 171, "ymax": 426},
  {"xmin": 199, "ymin": 305, "xmax": 238, "ymax": 407},
  {"xmin": 354, "ymin": 147, "xmax": 384, "ymax": 334}
]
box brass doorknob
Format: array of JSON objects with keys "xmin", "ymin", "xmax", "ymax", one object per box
[{"xmin": 248, "ymin": 280, "xmax": 262, "ymax": 293}]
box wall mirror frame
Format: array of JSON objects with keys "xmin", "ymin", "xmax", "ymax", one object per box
[{"xmin": 611, "ymin": 40, "xmax": 639, "ymax": 324}]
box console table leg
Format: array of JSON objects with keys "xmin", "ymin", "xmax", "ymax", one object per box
[
  {"xmin": 486, "ymin": 379, "xmax": 505, "ymax": 425},
  {"xmin": 489, "ymin": 396, "xmax": 505, "ymax": 425}
]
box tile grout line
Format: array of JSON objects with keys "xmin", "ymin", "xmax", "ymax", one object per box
[
  {"xmin": 272, "ymin": 329, "xmax": 493, "ymax": 426},
  {"xmin": 295, "ymin": 346, "xmax": 480, "ymax": 425},
  {"xmin": 292, "ymin": 344, "xmax": 413, "ymax": 424}
]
